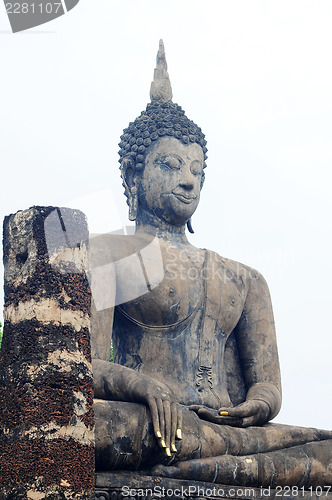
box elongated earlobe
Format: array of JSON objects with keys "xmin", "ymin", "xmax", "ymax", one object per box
[
  {"xmin": 187, "ymin": 219, "xmax": 194, "ymax": 234},
  {"xmin": 121, "ymin": 157, "xmax": 138, "ymax": 221},
  {"xmin": 128, "ymin": 186, "xmax": 138, "ymax": 221}
]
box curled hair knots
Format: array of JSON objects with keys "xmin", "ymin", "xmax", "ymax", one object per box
[{"xmin": 118, "ymin": 100, "xmax": 208, "ymax": 200}]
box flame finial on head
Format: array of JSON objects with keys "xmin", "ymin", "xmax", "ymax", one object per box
[{"xmin": 150, "ymin": 39, "xmax": 173, "ymax": 102}]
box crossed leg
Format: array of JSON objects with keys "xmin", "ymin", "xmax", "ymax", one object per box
[{"xmin": 94, "ymin": 400, "xmax": 332, "ymax": 487}]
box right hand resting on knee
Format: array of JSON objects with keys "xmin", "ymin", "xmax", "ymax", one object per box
[{"xmin": 127, "ymin": 376, "xmax": 182, "ymax": 456}]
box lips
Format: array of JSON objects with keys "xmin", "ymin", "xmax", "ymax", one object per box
[{"xmin": 172, "ymin": 192, "xmax": 197, "ymax": 204}]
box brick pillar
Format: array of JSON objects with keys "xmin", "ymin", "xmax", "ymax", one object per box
[{"xmin": 0, "ymin": 206, "xmax": 94, "ymax": 500}]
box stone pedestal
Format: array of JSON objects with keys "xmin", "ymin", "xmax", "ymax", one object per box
[
  {"xmin": 95, "ymin": 473, "xmax": 332, "ymax": 500},
  {"xmin": 0, "ymin": 206, "xmax": 94, "ymax": 499},
  {"xmin": 95, "ymin": 472, "xmax": 332, "ymax": 500}
]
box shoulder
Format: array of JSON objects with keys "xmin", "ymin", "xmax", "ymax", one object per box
[
  {"xmin": 89, "ymin": 233, "xmax": 158, "ymax": 263},
  {"xmin": 204, "ymin": 248, "xmax": 269, "ymax": 295}
]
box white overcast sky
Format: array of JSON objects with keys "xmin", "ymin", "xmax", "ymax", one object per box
[{"xmin": 1, "ymin": 1, "xmax": 331, "ymax": 429}]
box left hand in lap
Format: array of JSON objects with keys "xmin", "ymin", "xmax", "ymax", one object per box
[{"xmin": 189, "ymin": 399, "xmax": 270, "ymax": 427}]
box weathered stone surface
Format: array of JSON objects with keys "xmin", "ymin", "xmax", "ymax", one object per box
[
  {"xmin": 0, "ymin": 206, "xmax": 94, "ymax": 499},
  {"xmin": 92, "ymin": 41, "xmax": 332, "ymax": 489}
]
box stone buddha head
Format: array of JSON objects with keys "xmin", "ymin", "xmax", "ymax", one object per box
[{"xmin": 118, "ymin": 40, "xmax": 208, "ymax": 233}]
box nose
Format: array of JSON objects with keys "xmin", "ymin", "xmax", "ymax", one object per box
[{"xmin": 179, "ymin": 163, "xmax": 195, "ymax": 191}]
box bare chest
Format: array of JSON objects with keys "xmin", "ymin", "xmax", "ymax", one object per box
[
  {"xmin": 116, "ymin": 243, "xmax": 203, "ymax": 326},
  {"xmin": 115, "ymin": 244, "xmax": 245, "ymax": 331}
]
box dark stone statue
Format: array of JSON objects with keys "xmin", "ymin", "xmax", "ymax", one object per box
[{"xmin": 92, "ymin": 41, "xmax": 332, "ymax": 488}]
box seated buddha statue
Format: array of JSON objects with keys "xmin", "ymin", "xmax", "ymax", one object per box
[{"xmin": 92, "ymin": 41, "xmax": 332, "ymax": 488}]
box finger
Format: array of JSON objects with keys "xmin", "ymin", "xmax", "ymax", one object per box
[
  {"xmin": 147, "ymin": 396, "xmax": 161, "ymax": 440},
  {"xmin": 222, "ymin": 401, "xmax": 259, "ymax": 419},
  {"xmin": 219, "ymin": 416, "xmax": 244, "ymax": 427},
  {"xmin": 197, "ymin": 408, "xmax": 243, "ymax": 427},
  {"xmin": 163, "ymin": 400, "xmax": 171, "ymax": 456},
  {"xmin": 170, "ymin": 403, "xmax": 178, "ymax": 453},
  {"xmin": 239, "ymin": 415, "xmax": 257, "ymax": 428},
  {"xmin": 240, "ymin": 406, "xmax": 269, "ymax": 427},
  {"xmin": 197, "ymin": 407, "xmax": 219, "ymax": 421},
  {"xmin": 176, "ymin": 405, "xmax": 182, "ymax": 440},
  {"xmin": 189, "ymin": 404, "xmax": 203, "ymax": 412},
  {"xmin": 156, "ymin": 398, "xmax": 166, "ymax": 448}
]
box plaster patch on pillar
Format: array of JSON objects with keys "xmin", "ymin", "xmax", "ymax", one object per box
[
  {"xmin": 73, "ymin": 390, "xmax": 88, "ymax": 416},
  {"xmin": 48, "ymin": 244, "xmax": 89, "ymax": 275},
  {"xmin": 4, "ymin": 298, "xmax": 90, "ymax": 331},
  {"xmin": 23, "ymin": 420, "xmax": 95, "ymax": 446},
  {"xmin": 26, "ymin": 349, "xmax": 92, "ymax": 378},
  {"xmin": 27, "ymin": 490, "xmax": 46, "ymax": 499}
]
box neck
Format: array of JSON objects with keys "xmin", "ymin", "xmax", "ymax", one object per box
[{"xmin": 135, "ymin": 208, "xmax": 189, "ymax": 244}]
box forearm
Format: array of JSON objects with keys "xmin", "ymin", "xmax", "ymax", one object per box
[
  {"xmin": 93, "ymin": 358, "xmax": 142, "ymax": 402},
  {"xmin": 246, "ymin": 382, "xmax": 281, "ymax": 421},
  {"xmin": 93, "ymin": 358, "xmax": 170, "ymax": 407}
]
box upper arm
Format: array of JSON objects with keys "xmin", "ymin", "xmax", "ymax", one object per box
[
  {"xmin": 89, "ymin": 235, "xmax": 116, "ymax": 361},
  {"xmin": 90, "ymin": 303, "xmax": 114, "ymax": 361},
  {"xmin": 234, "ymin": 270, "xmax": 282, "ymax": 395}
]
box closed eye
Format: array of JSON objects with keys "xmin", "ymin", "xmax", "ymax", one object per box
[
  {"xmin": 160, "ymin": 155, "xmax": 182, "ymax": 170},
  {"xmin": 190, "ymin": 160, "xmax": 203, "ymax": 176}
]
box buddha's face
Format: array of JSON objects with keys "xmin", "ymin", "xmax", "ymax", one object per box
[{"xmin": 137, "ymin": 136, "xmax": 204, "ymax": 226}]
